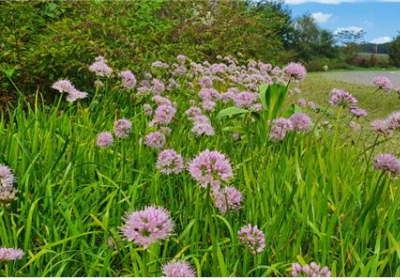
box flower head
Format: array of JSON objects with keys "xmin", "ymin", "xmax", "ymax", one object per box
[
  {"xmin": 350, "ymin": 107, "xmax": 367, "ymax": 118},
  {"xmin": 96, "ymin": 132, "xmax": 113, "ymax": 148},
  {"xmin": 213, "ymin": 186, "xmax": 243, "ymax": 213},
  {"xmin": 374, "ymin": 154, "xmax": 400, "ymax": 176},
  {"xmin": 292, "ymin": 262, "xmax": 331, "ymax": 277},
  {"xmin": 121, "ymin": 206, "xmax": 174, "ymax": 248},
  {"xmin": 373, "ymin": 75, "xmax": 393, "ymax": 91},
  {"xmin": 269, "ymin": 118, "xmax": 293, "ymax": 141},
  {"xmin": 89, "ymin": 56, "xmax": 113, "ymax": 77},
  {"xmin": 0, "ymin": 248, "xmax": 24, "ymax": 262},
  {"xmin": 330, "ymin": 88, "xmax": 358, "ymax": 107},
  {"xmin": 119, "ymin": 70, "xmax": 137, "ymax": 89},
  {"xmin": 52, "ymin": 80, "xmax": 75, "ymax": 93},
  {"xmin": 0, "ymin": 165, "xmax": 17, "ymax": 203},
  {"xmin": 188, "ymin": 150, "xmax": 233, "ymax": 188},
  {"xmin": 371, "ymin": 119, "xmax": 392, "ymax": 136},
  {"xmin": 153, "ymin": 104, "xmax": 176, "ymax": 126},
  {"xmin": 143, "ymin": 104, "xmax": 153, "ymax": 117},
  {"xmin": 156, "ymin": 150, "xmax": 185, "ymax": 175},
  {"xmin": 290, "ymin": 113, "xmax": 312, "ymax": 132},
  {"xmin": 113, "ymin": 119, "xmax": 132, "ymax": 139},
  {"xmin": 283, "ymin": 62, "xmax": 307, "ymax": 81},
  {"xmin": 177, "ymin": 55, "xmax": 187, "ymax": 62},
  {"xmin": 238, "ymin": 224, "xmax": 265, "ymax": 255},
  {"xmin": 191, "ymin": 115, "xmax": 215, "ymax": 137},
  {"xmin": 145, "ymin": 131, "xmax": 166, "ymax": 149},
  {"xmin": 162, "ymin": 260, "xmax": 196, "ymax": 277},
  {"xmin": 234, "ymin": 91, "xmax": 259, "ymax": 109}
]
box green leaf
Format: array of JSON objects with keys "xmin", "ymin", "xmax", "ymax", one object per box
[{"xmin": 216, "ymin": 107, "xmax": 249, "ymax": 120}]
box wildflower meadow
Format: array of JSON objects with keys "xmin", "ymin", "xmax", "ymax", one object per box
[{"xmin": 1, "ymin": 50, "xmax": 400, "ymax": 277}]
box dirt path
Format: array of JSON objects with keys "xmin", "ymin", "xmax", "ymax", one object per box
[{"xmin": 322, "ymin": 71, "xmax": 400, "ymax": 88}]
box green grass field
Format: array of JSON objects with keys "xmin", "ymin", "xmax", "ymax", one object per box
[{"xmin": 2, "ymin": 61, "xmax": 400, "ymax": 277}]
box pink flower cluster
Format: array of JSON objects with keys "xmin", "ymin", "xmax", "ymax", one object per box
[
  {"xmin": 371, "ymin": 111, "xmax": 400, "ymax": 136},
  {"xmin": 119, "ymin": 70, "xmax": 137, "ymax": 89},
  {"xmin": 238, "ymin": 224, "xmax": 265, "ymax": 255},
  {"xmin": 213, "ymin": 186, "xmax": 243, "ymax": 213},
  {"xmin": 329, "ymin": 88, "xmax": 358, "ymax": 108},
  {"xmin": 96, "ymin": 132, "xmax": 114, "ymax": 148},
  {"xmin": 269, "ymin": 118, "xmax": 293, "ymax": 141},
  {"xmin": 374, "ymin": 154, "xmax": 400, "ymax": 176},
  {"xmin": 89, "ymin": 56, "xmax": 113, "ymax": 77},
  {"xmin": 0, "ymin": 165, "xmax": 17, "ymax": 202},
  {"xmin": 156, "ymin": 149, "xmax": 185, "ymax": 175},
  {"xmin": 185, "ymin": 106, "xmax": 215, "ymax": 137},
  {"xmin": 162, "ymin": 260, "xmax": 196, "ymax": 277},
  {"xmin": 114, "ymin": 119, "xmax": 132, "ymax": 139},
  {"xmin": 0, "ymin": 247, "xmax": 24, "ymax": 261},
  {"xmin": 188, "ymin": 150, "xmax": 233, "ymax": 188},
  {"xmin": 373, "ymin": 75, "xmax": 393, "ymax": 91},
  {"xmin": 145, "ymin": 131, "xmax": 166, "ymax": 149},
  {"xmin": 283, "ymin": 62, "xmax": 307, "ymax": 82},
  {"xmin": 121, "ymin": 206, "xmax": 174, "ymax": 248},
  {"xmin": 52, "ymin": 80, "xmax": 88, "ymax": 102},
  {"xmin": 292, "ymin": 262, "xmax": 331, "ymax": 277}
]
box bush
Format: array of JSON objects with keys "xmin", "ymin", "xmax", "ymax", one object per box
[{"xmin": 389, "ymin": 32, "xmax": 400, "ymax": 67}]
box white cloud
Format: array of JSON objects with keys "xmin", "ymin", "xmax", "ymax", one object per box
[
  {"xmin": 312, "ymin": 12, "xmax": 332, "ymax": 23},
  {"xmin": 334, "ymin": 26, "xmax": 363, "ymax": 35},
  {"xmin": 371, "ymin": 36, "xmax": 392, "ymax": 44}
]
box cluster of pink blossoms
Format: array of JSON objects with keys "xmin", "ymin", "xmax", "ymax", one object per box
[
  {"xmin": 373, "ymin": 75, "xmax": 393, "ymax": 92},
  {"xmin": 185, "ymin": 106, "xmax": 215, "ymax": 137},
  {"xmin": 0, "ymin": 247, "xmax": 24, "ymax": 262},
  {"xmin": 89, "ymin": 56, "xmax": 113, "ymax": 77},
  {"xmin": 0, "ymin": 165, "xmax": 17, "ymax": 203},
  {"xmin": 119, "ymin": 70, "xmax": 137, "ymax": 89},
  {"xmin": 329, "ymin": 88, "xmax": 358, "ymax": 108},
  {"xmin": 162, "ymin": 260, "xmax": 196, "ymax": 277},
  {"xmin": 156, "ymin": 149, "xmax": 185, "ymax": 175},
  {"xmin": 374, "ymin": 154, "xmax": 400, "ymax": 177},
  {"xmin": 145, "ymin": 131, "xmax": 166, "ymax": 149},
  {"xmin": 237, "ymin": 224, "xmax": 265, "ymax": 255},
  {"xmin": 292, "ymin": 262, "xmax": 331, "ymax": 277},
  {"xmin": 269, "ymin": 114, "xmax": 312, "ymax": 141},
  {"xmin": 371, "ymin": 111, "xmax": 400, "ymax": 136},
  {"xmin": 52, "ymin": 80, "xmax": 88, "ymax": 103},
  {"xmin": 121, "ymin": 206, "xmax": 174, "ymax": 248},
  {"xmin": 213, "ymin": 186, "xmax": 243, "ymax": 213},
  {"xmin": 188, "ymin": 150, "xmax": 233, "ymax": 189}
]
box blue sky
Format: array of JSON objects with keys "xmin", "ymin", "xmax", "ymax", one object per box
[{"xmin": 287, "ymin": 0, "xmax": 400, "ymax": 43}]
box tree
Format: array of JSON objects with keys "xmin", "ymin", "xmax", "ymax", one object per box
[
  {"xmin": 335, "ymin": 28, "xmax": 366, "ymax": 63},
  {"xmin": 389, "ymin": 32, "xmax": 400, "ymax": 67},
  {"xmin": 290, "ymin": 14, "xmax": 337, "ymax": 62}
]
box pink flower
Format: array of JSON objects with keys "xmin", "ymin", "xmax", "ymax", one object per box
[
  {"xmin": 156, "ymin": 150, "xmax": 185, "ymax": 174},
  {"xmin": 191, "ymin": 115, "xmax": 215, "ymax": 137},
  {"xmin": 0, "ymin": 248, "xmax": 24, "ymax": 261},
  {"xmin": 0, "ymin": 165, "xmax": 17, "ymax": 202},
  {"xmin": 238, "ymin": 224, "xmax": 265, "ymax": 255},
  {"xmin": 113, "ymin": 119, "xmax": 132, "ymax": 139},
  {"xmin": 371, "ymin": 119, "xmax": 392, "ymax": 136},
  {"xmin": 119, "ymin": 70, "xmax": 137, "ymax": 89},
  {"xmin": 162, "ymin": 260, "xmax": 196, "ymax": 277},
  {"xmin": 121, "ymin": 206, "xmax": 174, "ymax": 248},
  {"xmin": 374, "ymin": 154, "xmax": 400, "ymax": 176},
  {"xmin": 153, "ymin": 104, "xmax": 176, "ymax": 126},
  {"xmin": 89, "ymin": 56, "xmax": 113, "ymax": 77},
  {"xmin": 145, "ymin": 132, "xmax": 166, "ymax": 149},
  {"xmin": 283, "ymin": 62, "xmax": 307, "ymax": 81},
  {"xmin": 350, "ymin": 107, "xmax": 367, "ymax": 118},
  {"xmin": 298, "ymin": 98, "xmax": 306, "ymax": 108},
  {"xmin": 387, "ymin": 111, "xmax": 400, "ymax": 130},
  {"xmin": 373, "ymin": 76, "xmax": 393, "ymax": 91},
  {"xmin": 143, "ymin": 104, "xmax": 153, "ymax": 117},
  {"xmin": 269, "ymin": 118, "xmax": 293, "ymax": 141},
  {"xmin": 289, "ymin": 113, "xmax": 312, "ymax": 132},
  {"xmin": 52, "ymin": 80, "xmax": 75, "ymax": 93},
  {"xmin": 185, "ymin": 106, "xmax": 202, "ymax": 120},
  {"xmin": 292, "ymin": 262, "xmax": 331, "ymax": 277},
  {"xmin": 330, "ymin": 88, "xmax": 358, "ymax": 108},
  {"xmin": 234, "ymin": 91, "xmax": 259, "ymax": 109},
  {"xmin": 188, "ymin": 150, "xmax": 233, "ymax": 188},
  {"xmin": 177, "ymin": 55, "xmax": 187, "ymax": 62},
  {"xmin": 96, "ymin": 132, "xmax": 113, "ymax": 148},
  {"xmin": 213, "ymin": 186, "xmax": 243, "ymax": 213},
  {"xmin": 349, "ymin": 121, "xmax": 361, "ymax": 131},
  {"xmin": 152, "ymin": 79, "xmax": 165, "ymax": 95}
]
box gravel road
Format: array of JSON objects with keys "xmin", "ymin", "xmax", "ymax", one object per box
[{"xmin": 322, "ymin": 71, "xmax": 400, "ymax": 88}]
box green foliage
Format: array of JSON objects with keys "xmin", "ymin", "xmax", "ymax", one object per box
[{"xmin": 389, "ymin": 32, "xmax": 400, "ymax": 67}]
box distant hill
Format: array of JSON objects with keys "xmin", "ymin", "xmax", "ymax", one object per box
[{"xmin": 359, "ymin": 42, "xmax": 391, "ymax": 54}]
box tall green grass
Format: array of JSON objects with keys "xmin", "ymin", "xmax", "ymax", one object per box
[{"xmin": 1, "ymin": 83, "xmax": 400, "ymax": 276}]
